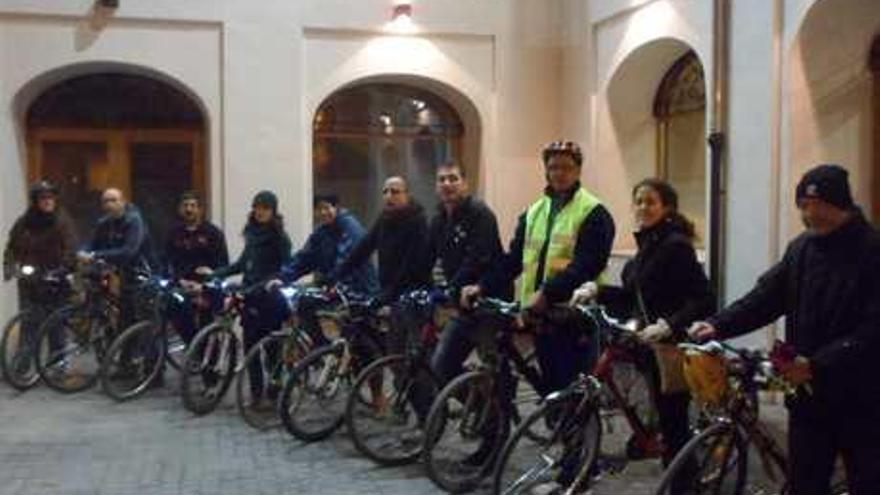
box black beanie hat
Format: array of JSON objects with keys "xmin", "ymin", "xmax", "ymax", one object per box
[
  {"xmin": 252, "ymin": 190, "xmax": 279, "ymax": 212},
  {"xmin": 795, "ymin": 164, "xmax": 854, "ymax": 210}
]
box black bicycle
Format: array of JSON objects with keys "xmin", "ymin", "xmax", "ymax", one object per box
[
  {"xmin": 422, "ymin": 297, "xmax": 554, "ymax": 494},
  {"xmin": 1, "ymin": 265, "xmax": 71, "ymax": 390},
  {"xmin": 278, "ymin": 288, "xmax": 386, "ymax": 442},
  {"xmin": 344, "ymin": 288, "xmax": 451, "ymax": 466}
]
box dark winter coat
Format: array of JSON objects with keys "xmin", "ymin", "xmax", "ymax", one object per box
[
  {"xmin": 333, "ymin": 201, "xmax": 431, "ymax": 303},
  {"xmin": 427, "ymin": 196, "xmax": 507, "ymax": 298},
  {"xmin": 164, "ymin": 221, "xmax": 229, "ymax": 280},
  {"xmin": 214, "ymin": 221, "xmax": 292, "ymax": 286},
  {"xmin": 599, "ymin": 220, "xmax": 715, "ymax": 335},
  {"xmin": 281, "ymin": 209, "xmax": 379, "ymax": 296},
  {"xmin": 87, "ymin": 204, "xmax": 156, "ymax": 276},
  {"xmin": 482, "ymin": 183, "xmax": 616, "ymax": 303},
  {"xmin": 709, "ymin": 212, "xmax": 880, "ymax": 408},
  {"xmin": 4, "ymin": 207, "xmax": 77, "ymax": 300}
]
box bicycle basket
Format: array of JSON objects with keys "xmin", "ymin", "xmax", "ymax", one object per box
[{"xmin": 682, "ymin": 351, "xmax": 729, "ymax": 407}]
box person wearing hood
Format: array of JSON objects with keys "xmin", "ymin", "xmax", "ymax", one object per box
[
  {"xmin": 79, "ymin": 188, "xmax": 157, "ymax": 329},
  {"xmin": 204, "ymin": 190, "xmax": 292, "ymax": 409},
  {"xmin": 267, "ymin": 194, "xmax": 378, "ymax": 347},
  {"xmin": 574, "ymin": 178, "xmax": 714, "ymax": 492},
  {"xmin": 689, "ymin": 164, "xmax": 880, "ymax": 495},
  {"xmin": 3, "ymin": 180, "xmax": 77, "ymax": 366}
]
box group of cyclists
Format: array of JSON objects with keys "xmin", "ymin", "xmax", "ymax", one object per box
[{"xmin": 3, "ymin": 139, "xmax": 877, "ymax": 495}]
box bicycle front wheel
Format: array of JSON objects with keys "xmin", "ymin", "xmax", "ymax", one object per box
[
  {"xmin": 346, "ymin": 354, "xmax": 440, "ymax": 466},
  {"xmin": 1, "ymin": 310, "xmax": 41, "ymax": 390},
  {"xmin": 493, "ymin": 393, "xmax": 601, "ymax": 495},
  {"xmin": 278, "ymin": 342, "xmax": 351, "ymax": 442},
  {"xmin": 654, "ymin": 421, "xmax": 749, "ymax": 495},
  {"xmin": 180, "ymin": 322, "xmax": 240, "ymax": 415},
  {"xmin": 423, "ymin": 369, "xmax": 507, "ymax": 493},
  {"xmin": 100, "ymin": 319, "xmax": 166, "ymax": 401}
]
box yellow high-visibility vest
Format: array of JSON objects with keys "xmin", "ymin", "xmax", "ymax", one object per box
[{"xmin": 520, "ymin": 187, "xmax": 602, "ymax": 303}]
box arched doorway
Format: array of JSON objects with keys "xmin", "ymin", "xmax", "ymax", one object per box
[
  {"xmin": 654, "ymin": 50, "xmax": 707, "ymax": 246},
  {"xmin": 788, "ymin": 0, "xmax": 880, "ymax": 230},
  {"xmin": 602, "ymin": 39, "xmax": 708, "ymax": 252},
  {"xmin": 24, "ymin": 72, "xmax": 207, "ymax": 248},
  {"xmin": 313, "ymin": 82, "xmax": 475, "ymax": 224}
]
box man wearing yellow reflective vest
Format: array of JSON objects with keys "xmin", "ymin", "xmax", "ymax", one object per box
[{"xmin": 461, "ymin": 140, "xmax": 615, "ymax": 392}]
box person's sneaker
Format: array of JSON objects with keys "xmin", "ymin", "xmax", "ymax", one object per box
[
  {"xmin": 529, "ymin": 481, "xmax": 563, "ymax": 495},
  {"xmin": 398, "ymin": 428, "xmax": 424, "ymax": 448}
]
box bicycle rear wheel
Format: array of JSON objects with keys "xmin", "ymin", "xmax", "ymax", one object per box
[
  {"xmin": 1, "ymin": 310, "xmax": 41, "ymax": 390},
  {"xmin": 235, "ymin": 330, "xmax": 309, "ymax": 430},
  {"xmin": 100, "ymin": 320, "xmax": 166, "ymax": 401},
  {"xmin": 35, "ymin": 303, "xmax": 106, "ymax": 393},
  {"xmin": 346, "ymin": 354, "xmax": 440, "ymax": 466},
  {"xmin": 423, "ymin": 369, "xmax": 507, "ymax": 493},
  {"xmin": 493, "ymin": 393, "xmax": 601, "ymax": 495},
  {"xmin": 278, "ymin": 342, "xmax": 352, "ymax": 442},
  {"xmin": 180, "ymin": 322, "xmax": 240, "ymax": 415}
]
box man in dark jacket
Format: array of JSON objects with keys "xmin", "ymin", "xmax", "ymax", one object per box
[
  {"xmin": 163, "ymin": 191, "xmax": 228, "ymax": 343},
  {"xmin": 426, "ymin": 162, "xmax": 509, "ymax": 384},
  {"xmin": 332, "ymin": 176, "xmax": 430, "ymax": 304},
  {"xmin": 80, "ymin": 188, "xmax": 156, "ymax": 329},
  {"xmin": 4, "ymin": 180, "xmax": 77, "ymax": 369},
  {"xmin": 690, "ymin": 164, "xmax": 880, "ymax": 495},
  {"xmin": 462, "ymin": 141, "xmax": 616, "ymax": 392},
  {"xmin": 272, "ymin": 194, "xmax": 378, "ymax": 346}
]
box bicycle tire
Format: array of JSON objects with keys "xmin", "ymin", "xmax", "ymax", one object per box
[
  {"xmin": 180, "ymin": 322, "xmax": 240, "ymax": 415},
  {"xmin": 100, "ymin": 319, "xmax": 166, "ymax": 401},
  {"xmin": 423, "ymin": 369, "xmax": 507, "ymax": 493},
  {"xmin": 346, "ymin": 353, "xmax": 440, "ymax": 466},
  {"xmin": 492, "ymin": 394, "xmax": 601, "ymax": 495},
  {"xmin": 278, "ymin": 342, "xmax": 351, "ymax": 442},
  {"xmin": 1, "ymin": 310, "xmax": 40, "ymax": 390},
  {"xmin": 235, "ymin": 332, "xmax": 308, "ymax": 430},
  {"xmin": 35, "ymin": 303, "xmax": 106, "ymax": 393},
  {"xmin": 654, "ymin": 421, "xmax": 748, "ymax": 495}
]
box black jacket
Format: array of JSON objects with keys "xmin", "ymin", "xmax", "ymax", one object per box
[
  {"xmin": 88, "ymin": 204, "xmax": 156, "ymax": 275},
  {"xmin": 428, "ymin": 196, "xmax": 509, "ymax": 298},
  {"xmin": 334, "ymin": 201, "xmax": 431, "ymax": 302},
  {"xmin": 709, "ymin": 212, "xmax": 880, "ymax": 405},
  {"xmin": 600, "ymin": 220, "xmax": 714, "ymax": 335},
  {"xmin": 483, "ymin": 184, "xmax": 616, "ymax": 303},
  {"xmin": 214, "ymin": 221, "xmax": 292, "ymax": 286},
  {"xmin": 164, "ymin": 221, "xmax": 229, "ymax": 280}
]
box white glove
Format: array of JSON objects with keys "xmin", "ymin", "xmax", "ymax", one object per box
[
  {"xmin": 687, "ymin": 321, "xmax": 717, "ymax": 342},
  {"xmin": 570, "ymin": 281, "xmax": 599, "ymax": 305},
  {"xmin": 640, "ymin": 318, "xmax": 672, "ymax": 342}
]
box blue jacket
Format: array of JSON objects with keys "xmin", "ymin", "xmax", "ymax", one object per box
[
  {"xmin": 282, "ymin": 209, "xmax": 378, "ymax": 296},
  {"xmin": 87, "ymin": 203, "xmax": 157, "ymax": 276}
]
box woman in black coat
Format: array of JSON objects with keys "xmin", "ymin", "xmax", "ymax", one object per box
[
  {"xmin": 208, "ymin": 190, "xmax": 292, "ymax": 408},
  {"xmin": 581, "ymin": 178, "xmax": 714, "ymax": 492}
]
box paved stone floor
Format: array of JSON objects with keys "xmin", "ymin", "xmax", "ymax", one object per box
[{"xmin": 0, "ymin": 377, "xmax": 666, "ymax": 495}]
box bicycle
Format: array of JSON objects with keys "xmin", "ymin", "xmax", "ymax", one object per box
[
  {"xmin": 33, "ymin": 260, "xmax": 125, "ymax": 393},
  {"xmin": 99, "ymin": 275, "xmax": 197, "ymax": 401},
  {"xmin": 278, "ymin": 288, "xmax": 387, "ymax": 442},
  {"xmin": 1, "ymin": 265, "xmax": 71, "ymax": 390},
  {"xmin": 492, "ymin": 301, "xmax": 662, "ymax": 495},
  {"xmin": 344, "ymin": 288, "xmax": 452, "ymax": 466},
  {"xmin": 233, "ymin": 284, "xmax": 326, "ymax": 431},
  {"xmin": 422, "ymin": 296, "xmax": 557, "ymax": 494},
  {"xmin": 179, "ymin": 280, "xmax": 264, "ymax": 415},
  {"xmin": 653, "ymin": 340, "xmax": 849, "ymax": 495}
]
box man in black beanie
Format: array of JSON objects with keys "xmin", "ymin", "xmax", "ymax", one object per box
[{"xmin": 689, "ymin": 164, "xmax": 880, "ymax": 494}]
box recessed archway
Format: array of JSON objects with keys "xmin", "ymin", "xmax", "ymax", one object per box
[
  {"xmin": 14, "ymin": 63, "xmax": 209, "ymax": 248},
  {"xmin": 600, "ymin": 38, "xmax": 708, "ymax": 251},
  {"xmin": 312, "ymin": 76, "xmax": 482, "ymax": 225},
  {"xmin": 788, "ymin": 0, "xmax": 880, "ymax": 228}
]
